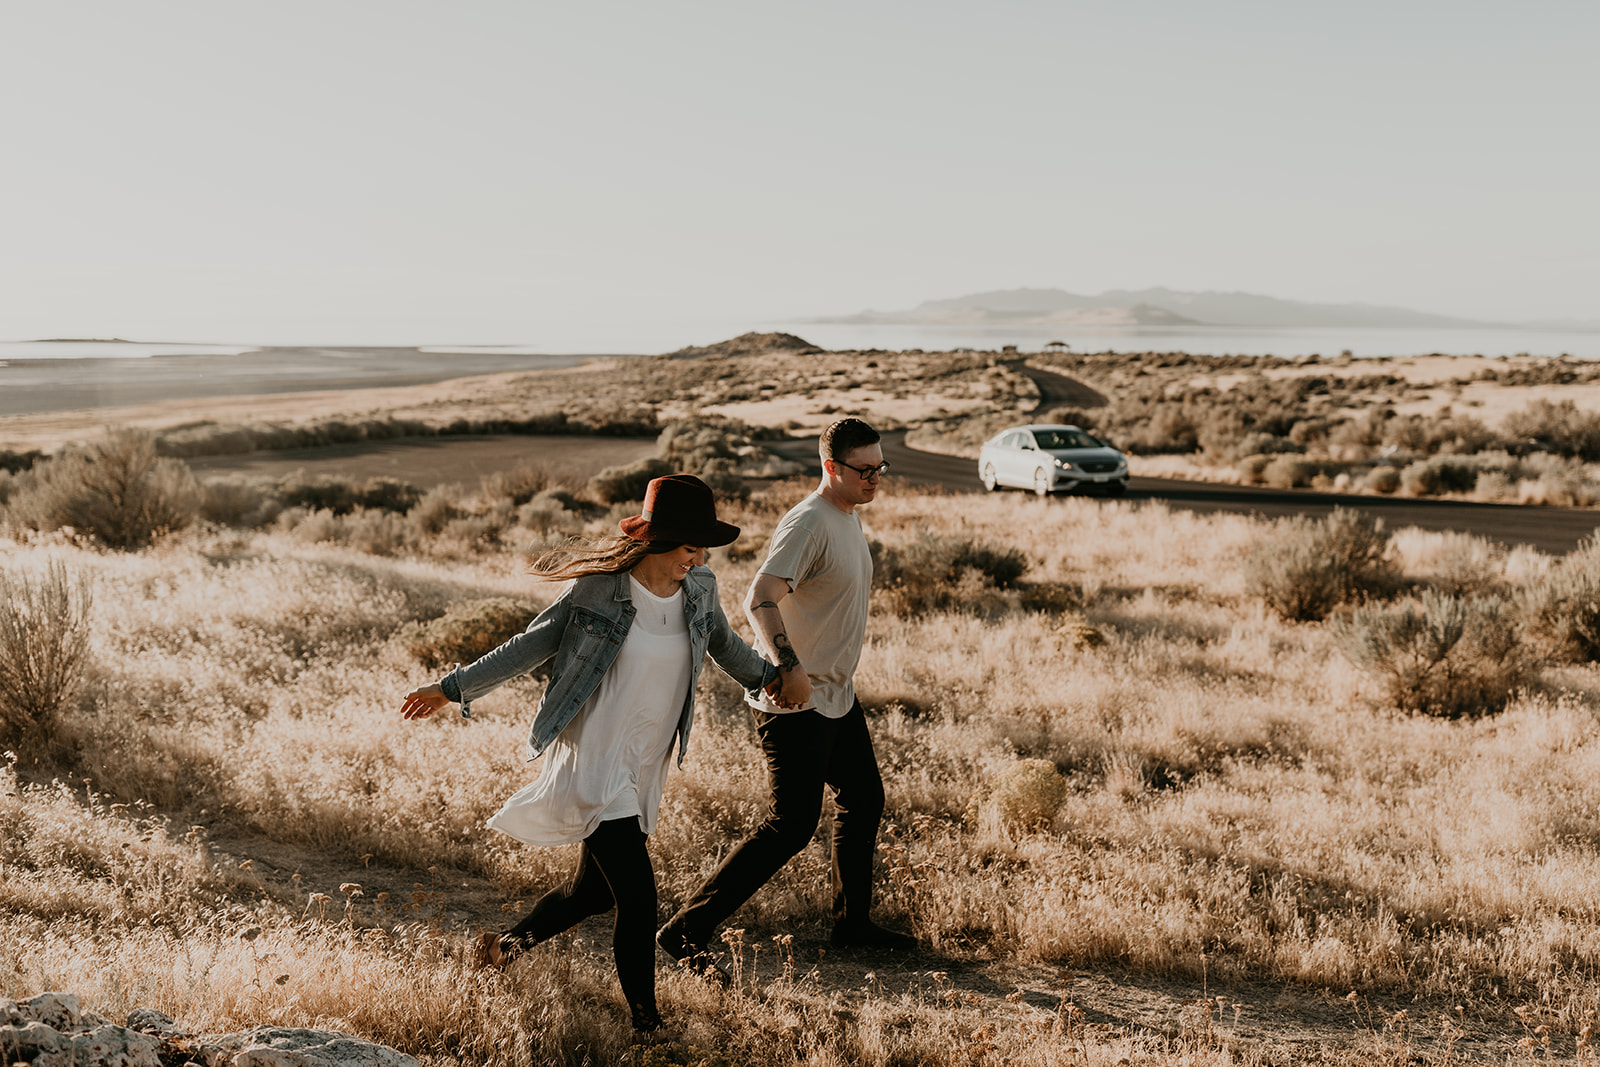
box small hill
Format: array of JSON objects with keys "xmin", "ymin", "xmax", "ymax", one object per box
[{"xmin": 665, "ymin": 332, "xmax": 821, "ymax": 359}]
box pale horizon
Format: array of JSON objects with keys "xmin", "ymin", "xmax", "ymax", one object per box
[{"xmin": 4, "ymin": 1, "xmax": 1597, "ymax": 347}]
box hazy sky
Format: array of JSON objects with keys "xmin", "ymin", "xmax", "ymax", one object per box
[{"xmin": 3, "ymin": 0, "xmax": 1597, "ymax": 345}]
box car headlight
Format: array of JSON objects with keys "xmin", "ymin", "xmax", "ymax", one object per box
[{"xmin": 1054, "ymin": 458, "xmax": 1074, "ymax": 470}]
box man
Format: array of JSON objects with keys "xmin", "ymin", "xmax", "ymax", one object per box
[{"xmin": 658, "ymin": 417, "xmax": 915, "ymax": 965}]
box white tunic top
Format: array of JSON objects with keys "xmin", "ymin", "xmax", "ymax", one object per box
[{"xmin": 486, "ymin": 576, "xmax": 692, "ymax": 846}]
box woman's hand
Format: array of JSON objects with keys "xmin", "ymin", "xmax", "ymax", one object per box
[{"xmin": 401, "ymin": 683, "xmax": 452, "ymax": 720}]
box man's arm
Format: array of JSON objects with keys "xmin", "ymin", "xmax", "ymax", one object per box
[{"xmin": 745, "ymin": 571, "xmax": 813, "ymax": 709}]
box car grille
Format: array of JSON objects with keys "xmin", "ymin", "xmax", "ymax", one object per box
[{"xmin": 1080, "ymin": 461, "xmax": 1120, "ymax": 474}]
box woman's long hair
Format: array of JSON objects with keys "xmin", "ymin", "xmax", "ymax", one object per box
[{"xmin": 530, "ymin": 535, "xmax": 682, "ymax": 581}]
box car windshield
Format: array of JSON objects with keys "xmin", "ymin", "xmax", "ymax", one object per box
[{"xmin": 1032, "ymin": 429, "xmax": 1104, "ymax": 450}]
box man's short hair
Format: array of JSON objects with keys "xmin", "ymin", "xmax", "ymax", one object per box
[{"xmin": 820, "ymin": 417, "xmax": 880, "ymax": 463}]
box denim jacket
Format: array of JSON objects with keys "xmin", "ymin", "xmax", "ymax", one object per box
[{"xmin": 440, "ymin": 567, "xmax": 775, "ymax": 766}]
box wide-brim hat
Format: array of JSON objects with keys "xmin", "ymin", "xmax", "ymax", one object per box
[{"xmin": 619, "ymin": 474, "xmax": 740, "ymax": 547}]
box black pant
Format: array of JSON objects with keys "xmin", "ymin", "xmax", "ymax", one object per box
[
  {"xmin": 667, "ymin": 699, "xmax": 885, "ymax": 942},
  {"xmin": 505, "ymin": 817, "xmax": 659, "ymax": 1027}
]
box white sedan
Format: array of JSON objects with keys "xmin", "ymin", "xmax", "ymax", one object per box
[{"xmin": 978, "ymin": 424, "xmax": 1129, "ymax": 496}]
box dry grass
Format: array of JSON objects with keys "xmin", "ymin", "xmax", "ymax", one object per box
[{"xmin": 4, "ymin": 486, "xmax": 1600, "ymax": 1064}]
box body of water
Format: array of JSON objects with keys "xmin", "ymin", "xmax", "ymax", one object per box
[
  {"xmin": 0, "ymin": 341, "xmax": 260, "ymax": 360},
  {"xmin": 6, "ymin": 321, "xmax": 1599, "ymax": 365}
]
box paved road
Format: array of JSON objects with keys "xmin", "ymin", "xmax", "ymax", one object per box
[
  {"xmin": 1014, "ymin": 361, "xmax": 1109, "ymax": 408},
  {"xmin": 771, "ymin": 433, "xmax": 1600, "ymax": 555}
]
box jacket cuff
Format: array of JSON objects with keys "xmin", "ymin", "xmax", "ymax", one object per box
[{"xmin": 440, "ymin": 668, "xmax": 471, "ymax": 719}]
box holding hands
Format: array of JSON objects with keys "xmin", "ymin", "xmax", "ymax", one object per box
[{"xmin": 769, "ymin": 666, "xmax": 812, "ymax": 710}]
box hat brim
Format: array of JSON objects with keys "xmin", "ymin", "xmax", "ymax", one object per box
[{"xmin": 619, "ymin": 516, "xmax": 741, "ymax": 548}]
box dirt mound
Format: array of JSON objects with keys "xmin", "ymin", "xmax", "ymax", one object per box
[{"xmin": 665, "ymin": 331, "xmax": 822, "ymax": 358}]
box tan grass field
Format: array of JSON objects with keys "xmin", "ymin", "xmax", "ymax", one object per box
[
  {"xmin": 6, "ymin": 467, "xmax": 1600, "ymax": 1065},
  {"xmin": 6, "ymin": 344, "xmax": 1600, "ymax": 1064}
]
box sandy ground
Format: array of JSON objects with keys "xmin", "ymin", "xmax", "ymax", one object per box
[
  {"xmin": 186, "ymin": 434, "xmax": 657, "ymax": 489},
  {"xmin": 0, "ymin": 369, "xmax": 552, "ymax": 453},
  {"xmin": 0, "ymin": 348, "xmax": 613, "ymax": 419}
]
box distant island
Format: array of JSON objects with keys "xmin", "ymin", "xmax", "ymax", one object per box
[{"xmin": 816, "ymin": 287, "xmax": 1500, "ymax": 329}]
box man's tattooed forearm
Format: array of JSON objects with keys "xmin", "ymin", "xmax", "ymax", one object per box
[{"xmin": 772, "ymin": 632, "xmax": 801, "ymax": 672}]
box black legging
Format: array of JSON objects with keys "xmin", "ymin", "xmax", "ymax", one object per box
[{"xmin": 505, "ymin": 817, "xmax": 659, "ymax": 1028}]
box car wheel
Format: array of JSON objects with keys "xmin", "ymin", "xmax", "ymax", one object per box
[
  {"xmin": 981, "ymin": 463, "xmax": 998, "ymax": 492},
  {"xmin": 1033, "ymin": 468, "xmax": 1050, "ymax": 497}
]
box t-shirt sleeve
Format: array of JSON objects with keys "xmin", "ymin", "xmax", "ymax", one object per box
[{"xmin": 759, "ymin": 510, "xmax": 821, "ymax": 586}]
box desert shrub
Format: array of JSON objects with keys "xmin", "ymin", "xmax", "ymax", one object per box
[
  {"xmin": 1518, "ymin": 537, "xmax": 1600, "ymax": 661},
  {"xmin": 356, "ymin": 477, "xmax": 423, "ymax": 513},
  {"xmin": 439, "ymin": 512, "xmax": 509, "ymax": 549},
  {"xmin": 480, "ymin": 464, "xmax": 552, "ymax": 506},
  {"xmin": 276, "ymin": 475, "xmax": 358, "ymax": 515},
  {"xmin": 1018, "ymin": 581, "xmax": 1081, "ymax": 615},
  {"xmin": 401, "ymin": 597, "xmax": 541, "ymax": 670},
  {"xmin": 1381, "ymin": 411, "xmax": 1500, "ymax": 456},
  {"xmin": 0, "ymin": 449, "xmax": 44, "ymax": 475},
  {"xmin": 1473, "ymin": 469, "xmax": 1514, "ymax": 501},
  {"xmin": 0, "ymin": 470, "xmax": 14, "ymax": 507},
  {"xmin": 1416, "ymin": 533, "xmax": 1508, "ymax": 598},
  {"xmin": 1260, "ymin": 455, "xmax": 1318, "ymax": 489},
  {"xmin": 515, "ymin": 497, "xmax": 579, "ymax": 537},
  {"xmin": 699, "ymin": 469, "xmax": 751, "ymax": 503},
  {"xmin": 343, "ymin": 509, "xmax": 411, "ymax": 555},
  {"xmin": 1365, "ymin": 466, "xmax": 1401, "ymax": 493},
  {"xmin": 0, "ymin": 563, "xmax": 92, "ymax": 752},
  {"xmin": 272, "ymin": 475, "xmax": 421, "ymax": 517},
  {"xmin": 408, "ymin": 488, "xmax": 463, "ymax": 536},
  {"xmin": 1236, "ymin": 432, "xmax": 1303, "ymax": 459},
  {"xmin": 969, "ymin": 758, "xmax": 1068, "ymax": 832},
  {"xmin": 589, "ymin": 457, "xmax": 673, "ymax": 504},
  {"xmin": 199, "ymin": 478, "xmax": 283, "ymax": 528},
  {"xmin": 1399, "ymin": 456, "xmax": 1478, "ymax": 496},
  {"xmin": 4, "ymin": 429, "xmax": 199, "ymax": 549},
  {"xmin": 154, "ymin": 417, "xmax": 436, "ymax": 458},
  {"xmin": 1244, "ymin": 508, "xmax": 1396, "ymax": 621},
  {"xmin": 1525, "ymin": 466, "xmax": 1600, "ymax": 507},
  {"xmin": 1504, "ymin": 398, "xmax": 1600, "ymax": 459},
  {"xmin": 872, "ymin": 531, "xmax": 1028, "ymax": 616},
  {"xmin": 1237, "ymin": 455, "xmax": 1272, "ymax": 483},
  {"xmin": 1331, "ymin": 591, "xmax": 1527, "ymax": 717}
]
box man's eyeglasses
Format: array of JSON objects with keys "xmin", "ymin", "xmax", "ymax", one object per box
[{"xmin": 836, "ymin": 459, "xmax": 890, "ymax": 480}]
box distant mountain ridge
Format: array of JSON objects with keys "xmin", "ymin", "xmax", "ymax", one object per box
[{"xmin": 819, "ymin": 288, "xmax": 1498, "ymax": 329}]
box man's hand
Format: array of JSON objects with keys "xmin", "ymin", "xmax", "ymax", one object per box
[
  {"xmin": 401, "ymin": 683, "xmax": 452, "ymax": 720},
  {"xmin": 776, "ymin": 666, "xmax": 813, "ymax": 710}
]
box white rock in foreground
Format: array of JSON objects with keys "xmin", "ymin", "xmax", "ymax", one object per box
[
  {"xmin": 199, "ymin": 1026, "xmax": 421, "ymax": 1067},
  {"xmin": 0, "ymin": 993, "xmax": 417, "ymax": 1067}
]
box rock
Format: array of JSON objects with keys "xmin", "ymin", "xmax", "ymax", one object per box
[
  {"xmin": 0, "ymin": 1019, "xmax": 160, "ymax": 1067},
  {"xmin": 196, "ymin": 1027, "xmax": 420, "ymax": 1067},
  {"xmin": 9, "ymin": 992, "xmax": 108, "ymax": 1031},
  {"xmin": 0, "ymin": 1019, "xmax": 66, "ymax": 1060},
  {"xmin": 125, "ymin": 1008, "xmax": 188, "ymax": 1039},
  {"xmin": 64, "ymin": 1024, "xmax": 163, "ymax": 1067},
  {"xmin": 0, "ymin": 996, "xmax": 412, "ymax": 1067}
]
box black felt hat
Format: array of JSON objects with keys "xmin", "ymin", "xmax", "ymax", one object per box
[{"xmin": 619, "ymin": 474, "xmax": 740, "ymax": 547}]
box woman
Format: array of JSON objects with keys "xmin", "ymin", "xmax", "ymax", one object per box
[{"xmin": 400, "ymin": 474, "xmax": 775, "ymax": 1036}]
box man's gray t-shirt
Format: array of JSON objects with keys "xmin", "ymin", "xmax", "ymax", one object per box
[{"xmin": 747, "ymin": 490, "xmax": 872, "ymax": 719}]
